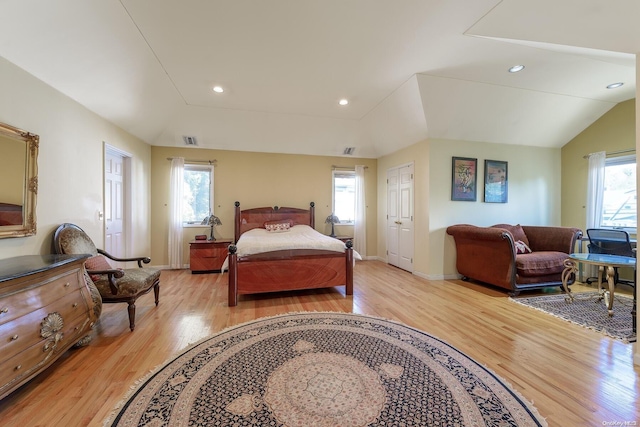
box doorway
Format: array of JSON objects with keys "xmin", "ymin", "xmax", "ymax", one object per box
[
  {"xmin": 104, "ymin": 145, "xmax": 131, "ymax": 263},
  {"xmin": 387, "ymin": 163, "xmax": 414, "ymax": 272}
]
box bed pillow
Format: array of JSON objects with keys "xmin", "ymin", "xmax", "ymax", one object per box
[{"xmin": 264, "ymin": 219, "xmax": 293, "ymax": 232}]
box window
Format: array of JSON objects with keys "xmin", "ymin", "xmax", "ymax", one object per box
[
  {"xmin": 332, "ymin": 170, "xmax": 355, "ymax": 224},
  {"xmin": 601, "ymin": 155, "xmax": 636, "ymax": 230},
  {"xmin": 182, "ymin": 165, "xmax": 214, "ymax": 225}
]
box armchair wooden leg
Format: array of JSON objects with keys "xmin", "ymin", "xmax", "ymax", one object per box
[
  {"xmin": 154, "ymin": 282, "xmax": 160, "ymax": 306},
  {"xmin": 127, "ymin": 301, "xmax": 136, "ymax": 331}
]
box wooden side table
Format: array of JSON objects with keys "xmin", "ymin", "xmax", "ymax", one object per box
[
  {"xmin": 189, "ymin": 239, "xmax": 233, "ymax": 273},
  {"xmin": 561, "ymin": 252, "xmax": 636, "ymax": 316}
]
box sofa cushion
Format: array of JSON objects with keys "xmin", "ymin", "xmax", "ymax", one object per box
[
  {"xmin": 93, "ymin": 268, "xmax": 160, "ymax": 297},
  {"xmin": 516, "ymin": 251, "xmax": 567, "ymax": 276},
  {"xmin": 492, "ymin": 224, "xmax": 530, "ymax": 247}
]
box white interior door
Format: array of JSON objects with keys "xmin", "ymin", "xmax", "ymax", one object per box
[
  {"xmin": 397, "ymin": 164, "xmax": 414, "ymax": 272},
  {"xmin": 105, "ymin": 150, "xmax": 125, "ymax": 261},
  {"xmin": 387, "ymin": 168, "xmax": 399, "ymax": 267},
  {"xmin": 387, "ymin": 163, "xmax": 414, "ymax": 272}
]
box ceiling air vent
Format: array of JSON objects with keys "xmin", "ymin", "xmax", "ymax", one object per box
[
  {"xmin": 183, "ymin": 136, "xmax": 198, "ymax": 146},
  {"xmin": 343, "ymin": 147, "xmax": 355, "ymax": 155}
]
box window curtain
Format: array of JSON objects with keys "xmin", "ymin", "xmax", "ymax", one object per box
[
  {"xmin": 354, "ymin": 165, "xmax": 366, "ymax": 257},
  {"xmin": 586, "ymin": 151, "xmax": 606, "ymax": 230},
  {"xmin": 585, "ymin": 151, "xmax": 605, "ymax": 278},
  {"xmin": 168, "ymin": 157, "xmax": 184, "ymax": 269}
]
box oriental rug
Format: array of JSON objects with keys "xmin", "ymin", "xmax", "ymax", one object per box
[
  {"xmin": 510, "ymin": 292, "xmax": 636, "ymax": 343},
  {"xmin": 106, "ymin": 312, "xmax": 546, "ymax": 426}
]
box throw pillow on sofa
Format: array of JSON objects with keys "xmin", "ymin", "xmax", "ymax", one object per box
[
  {"xmin": 492, "ymin": 223, "xmax": 531, "ymax": 253},
  {"xmin": 514, "ymin": 240, "xmax": 532, "ymax": 254}
]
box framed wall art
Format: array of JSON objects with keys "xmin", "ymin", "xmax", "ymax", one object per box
[
  {"xmin": 451, "ymin": 157, "xmax": 477, "ymax": 201},
  {"xmin": 484, "ymin": 159, "xmax": 508, "ymax": 203}
]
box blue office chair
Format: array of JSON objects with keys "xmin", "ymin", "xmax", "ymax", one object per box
[{"xmin": 586, "ymin": 228, "xmax": 635, "ymax": 287}]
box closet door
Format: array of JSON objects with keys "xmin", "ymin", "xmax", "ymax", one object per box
[
  {"xmin": 387, "ymin": 168, "xmax": 400, "ymax": 267},
  {"xmin": 387, "ymin": 163, "xmax": 414, "ymax": 272}
]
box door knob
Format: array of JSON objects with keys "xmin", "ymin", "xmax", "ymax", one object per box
[{"xmin": 395, "ymin": 221, "xmax": 402, "ymax": 224}]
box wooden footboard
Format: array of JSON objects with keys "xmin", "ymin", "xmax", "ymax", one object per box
[
  {"xmin": 227, "ymin": 245, "xmax": 354, "ymax": 306},
  {"xmin": 228, "ymin": 201, "xmax": 354, "ymax": 306}
]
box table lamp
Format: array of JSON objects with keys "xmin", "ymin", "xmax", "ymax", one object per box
[
  {"xmin": 325, "ymin": 213, "xmax": 340, "ymax": 238},
  {"xmin": 205, "ymin": 214, "xmax": 222, "ymax": 241}
]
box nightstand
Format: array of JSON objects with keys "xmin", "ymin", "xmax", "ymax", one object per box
[{"xmin": 189, "ymin": 239, "xmax": 233, "ymax": 273}]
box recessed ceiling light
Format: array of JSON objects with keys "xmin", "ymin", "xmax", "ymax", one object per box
[
  {"xmin": 508, "ymin": 65, "xmax": 525, "ymax": 73},
  {"xmin": 606, "ymin": 82, "xmax": 624, "ymax": 89},
  {"xmin": 212, "ymin": 86, "xmax": 224, "ymax": 93},
  {"xmin": 338, "ymin": 99, "xmax": 349, "ymax": 106}
]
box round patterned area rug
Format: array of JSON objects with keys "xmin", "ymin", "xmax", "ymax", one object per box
[{"xmin": 106, "ymin": 312, "xmax": 546, "ymax": 426}]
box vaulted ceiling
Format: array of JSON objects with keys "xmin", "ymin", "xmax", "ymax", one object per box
[{"xmin": 0, "ymin": 0, "xmax": 636, "ymax": 158}]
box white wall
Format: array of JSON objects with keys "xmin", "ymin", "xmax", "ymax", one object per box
[
  {"xmin": 376, "ymin": 137, "xmax": 562, "ymax": 281},
  {"xmin": 0, "ymin": 56, "xmax": 153, "ymax": 260},
  {"xmin": 430, "ymin": 139, "xmax": 562, "ymax": 279}
]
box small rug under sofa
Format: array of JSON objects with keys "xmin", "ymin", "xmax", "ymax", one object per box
[{"xmin": 510, "ymin": 292, "xmax": 636, "ymax": 343}]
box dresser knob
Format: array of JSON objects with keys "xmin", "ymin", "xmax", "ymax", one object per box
[
  {"xmin": 72, "ymin": 303, "xmax": 78, "ymax": 308},
  {"xmin": 14, "ymin": 365, "xmax": 21, "ymax": 371},
  {"xmin": 11, "ymin": 335, "xmax": 18, "ymax": 341},
  {"xmin": 0, "ymin": 307, "xmax": 7, "ymax": 314},
  {"xmin": 64, "ymin": 282, "xmax": 71, "ymax": 288}
]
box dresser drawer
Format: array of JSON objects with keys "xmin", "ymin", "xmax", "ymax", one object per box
[
  {"xmin": 0, "ymin": 290, "xmax": 89, "ymax": 357},
  {"xmin": 0, "ymin": 255, "xmax": 95, "ymax": 400},
  {"xmin": 0, "ymin": 270, "xmax": 82, "ymax": 327},
  {"xmin": 190, "ymin": 239, "xmax": 232, "ymax": 273},
  {"xmin": 192, "ymin": 247, "xmax": 217, "ymax": 258},
  {"xmin": 0, "ymin": 311, "xmax": 90, "ymax": 397}
]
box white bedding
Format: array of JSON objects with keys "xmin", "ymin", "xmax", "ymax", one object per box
[{"xmin": 221, "ymin": 224, "xmax": 361, "ymax": 270}]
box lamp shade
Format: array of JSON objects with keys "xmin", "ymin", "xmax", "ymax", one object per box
[
  {"xmin": 206, "ymin": 215, "xmax": 222, "ymax": 226},
  {"xmin": 325, "ymin": 213, "xmax": 340, "ymax": 224},
  {"xmin": 205, "ymin": 215, "xmax": 222, "ymax": 241},
  {"xmin": 325, "ymin": 213, "xmax": 339, "ymax": 238}
]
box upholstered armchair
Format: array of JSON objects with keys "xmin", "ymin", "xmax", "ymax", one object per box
[{"xmin": 54, "ymin": 223, "xmax": 160, "ymax": 331}]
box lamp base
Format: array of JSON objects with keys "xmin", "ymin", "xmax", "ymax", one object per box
[
  {"xmin": 209, "ymin": 226, "xmax": 216, "ymax": 241},
  {"xmin": 330, "ymin": 222, "xmax": 336, "ymax": 238}
]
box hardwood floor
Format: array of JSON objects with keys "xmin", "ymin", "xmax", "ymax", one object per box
[{"xmin": 0, "ymin": 261, "xmax": 638, "ymax": 426}]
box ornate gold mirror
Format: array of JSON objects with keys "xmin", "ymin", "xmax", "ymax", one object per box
[{"xmin": 0, "ymin": 122, "xmax": 38, "ymax": 238}]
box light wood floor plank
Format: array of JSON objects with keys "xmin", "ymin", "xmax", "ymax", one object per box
[{"xmin": 0, "ymin": 261, "xmax": 638, "ymax": 426}]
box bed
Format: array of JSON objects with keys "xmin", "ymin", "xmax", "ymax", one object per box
[
  {"xmin": 226, "ymin": 201, "xmax": 355, "ymax": 306},
  {"xmin": 0, "ymin": 202, "xmax": 23, "ymax": 226}
]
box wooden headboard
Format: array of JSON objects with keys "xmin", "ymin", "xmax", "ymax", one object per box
[
  {"xmin": 0, "ymin": 202, "xmax": 23, "ymax": 226},
  {"xmin": 234, "ymin": 201, "xmax": 315, "ymax": 242}
]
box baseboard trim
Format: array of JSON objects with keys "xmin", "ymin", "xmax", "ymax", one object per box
[{"xmin": 416, "ymin": 272, "xmax": 461, "ymax": 281}]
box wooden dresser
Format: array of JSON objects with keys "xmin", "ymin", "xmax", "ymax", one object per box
[
  {"xmin": 189, "ymin": 239, "xmax": 233, "ymax": 273},
  {"xmin": 0, "ymin": 254, "xmax": 99, "ymax": 400}
]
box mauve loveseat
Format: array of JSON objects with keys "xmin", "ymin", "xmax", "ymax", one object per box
[{"xmin": 446, "ymin": 224, "xmax": 583, "ymax": 295}]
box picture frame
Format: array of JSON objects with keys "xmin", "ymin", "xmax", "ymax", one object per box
[
  {"xmin": 451, "ymin": 157, "xmax": 477, "ymax": 201},
  {"xmin": 484, "ymin": 159, "xmax": 508, "ymax": 203}
]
